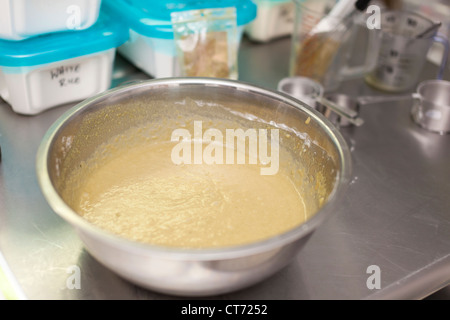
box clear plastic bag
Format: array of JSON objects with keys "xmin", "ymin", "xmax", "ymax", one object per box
[{"xmin": 171, "ymin": 7, "xmax": 238, "ymax": 79}]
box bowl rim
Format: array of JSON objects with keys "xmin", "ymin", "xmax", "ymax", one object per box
[{"xmin": 36, "ymin": 77, "xmax": 352, "ymax": 260}]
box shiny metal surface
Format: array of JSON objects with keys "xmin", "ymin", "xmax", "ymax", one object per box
[
  {"xmin": 1, "ymin": 37, "xmax": 450, "ymax": 299},
  {"xmin": 35, "ymin": 77, "xmax": 351, "ymax": 297}
]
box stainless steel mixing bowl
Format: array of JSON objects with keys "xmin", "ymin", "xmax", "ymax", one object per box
[{"xmin": 36, "ymin": 78, "xmax": 351, "ymax": 296}]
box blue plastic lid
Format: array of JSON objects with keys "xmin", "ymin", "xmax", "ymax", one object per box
[
  {"xmin": 104, "ymin": 0, "xmax": 257, "ymax": 39},
  {"xmin": 0, "ymin": 6, "xmax": 129, "ymax": 67}
]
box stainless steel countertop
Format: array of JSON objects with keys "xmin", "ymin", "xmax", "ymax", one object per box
[{"xmin": 1, "ymin": 37, "xmax": 449, "ymax": 300}]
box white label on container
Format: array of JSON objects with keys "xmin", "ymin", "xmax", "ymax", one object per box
[
  {"xmin": 49, "ymin": 64, "xmax": 81, "ymax": 87},
  {"xmin": 28, "ymin": 55, "xmax": 103, "ymax": 110},
  {"xmin": 425, "ymin": 109, "xmax": 442, "ymax": 120}
]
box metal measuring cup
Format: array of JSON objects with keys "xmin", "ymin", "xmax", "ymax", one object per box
[
  {"xmin": 349, "ymin": 80, "xmax": 450, "ymax": 134},
  {"xmin": 279, "ymin": 77, "xmax": 450, "ymax": 134},
  {"xmin": 277, "ymin": 76, "xmax": 364, "ymax": 127}
]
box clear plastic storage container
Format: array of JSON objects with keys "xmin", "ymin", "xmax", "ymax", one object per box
[
  {"xmin": 0, "ymin": 8, "xmax": 129, "ymax": 115},
  {"xmin": 103, "ymin": 0, "xmax": 256, "ymax": 78},
  {"xmin": 0, "ymin": 0, "xmax": 103, "ymax": 41},
  {"xmin": 245, "ymin": 0, "xmax": 295, "ymax": 42}
]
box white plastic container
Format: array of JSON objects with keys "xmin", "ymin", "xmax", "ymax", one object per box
[
  {"xmin": 0, "ymin": 0, "xmax": 102, "ymax": 41},
  {"xmin": 245, "ymin": 0, "xmax": 295, "ymax": 42},
  {"xmin": 104, "ymin": 0, "xmax": 257, "ymax": 79},
  {"xmin": 0, "ymin": 9, "xmax": 128, "ymax": 115},
  {"xmin": 0, "ymin": 50, "xmax": 116, "ymax": 115},
  {"xmin": 118, "ymin": 29, "xmax": 180, "ymax": 79}
]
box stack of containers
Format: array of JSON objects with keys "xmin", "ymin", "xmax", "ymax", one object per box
[
  {"xmin": 244, "ymin": 0, "xmax": 296, "ymax": 42},
  {"xmin": 103, "ymin": 0, "xmax": 257, "ymax": 79},
  {"xmin": 0, "ymin": 0, "xmax": 129, "ymax": 115}
]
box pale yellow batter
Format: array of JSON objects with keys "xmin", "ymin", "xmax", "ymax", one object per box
[{"xmin": 71, "ymin": 138, "xmax": 308, "ymax": 249}]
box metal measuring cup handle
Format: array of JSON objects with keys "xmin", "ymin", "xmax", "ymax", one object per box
[
  {"xmin": 318, "ymin": 96, "xmax": 365, "ymax": 127},
  {"xmin": 356, "ymin": 94, "xmax": 419, "ymax": 105}
]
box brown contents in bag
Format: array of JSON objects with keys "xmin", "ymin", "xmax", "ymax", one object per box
[
  {"xmin": 171, "ymin": 7, "xmax": 238, "ymax": 79},
  {"xmin": 181, "ymin": 31, "xmax": 230, "ymax": 78}
]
